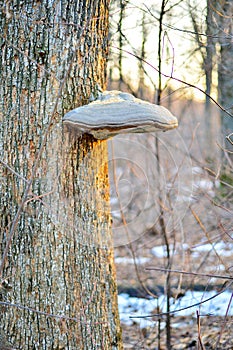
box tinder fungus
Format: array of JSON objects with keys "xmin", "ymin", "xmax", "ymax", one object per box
[{"xmin": 63, "ymin": 90, "xmax": 178, "ymax": 139}]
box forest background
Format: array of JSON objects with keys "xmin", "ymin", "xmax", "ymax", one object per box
[{"xmin": 108, "ymin": 1, "xmax": 233, "ymax": 349}]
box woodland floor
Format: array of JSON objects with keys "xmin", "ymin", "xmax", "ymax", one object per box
[
  {"xmin": 110, "ymin": 99, "xmax": 233, "ymax": 349},
  {"xmin": 115, "ymin": 221, "xmax": 233, "ymax": 349},
  {"xmin": 121, "ymin": 315, "xmax": 233, "ymax": 349}
]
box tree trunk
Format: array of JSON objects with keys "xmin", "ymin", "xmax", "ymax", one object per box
[
  {"xmin": 217, "ymin": 0, "xmax": 233, "ymax": 157},
  {"xmin": 0, "ymin": 1, "xmax": 122, "ymax": 349},
  {"xmin": 205, "ymin": 0, "xmax": 215, "ymax": 111},
  {"xmin": 204, "ymin": 0, "xmax": 217, "ymax": 162}
]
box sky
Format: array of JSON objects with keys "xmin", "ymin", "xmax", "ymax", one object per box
[{"xmin": 109, "ymin": 1, "xmax": 211, "ymax": 101}]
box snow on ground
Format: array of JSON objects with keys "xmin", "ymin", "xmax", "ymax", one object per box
[
  {"xmin": 117, "ymin": 241, "xmax": 233, "ymax": 328},
  {"xmin": 151, "ymin": 241, "xmax": 233, "ymax": 258},
  {"xmin": 114, "ymin": 256, "xmax": 150, "ymax": 265},
  {"xmin": 118, "ymin": 290, "xmax": 233, "ymax": 327}
]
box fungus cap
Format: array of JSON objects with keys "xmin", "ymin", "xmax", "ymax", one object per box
[{"xmin": 63, "ymin": 90, "xmax": 178, "ymax": 139}]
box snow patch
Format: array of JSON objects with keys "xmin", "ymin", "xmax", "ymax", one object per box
[
  {"xmin": 115, "ymin": 256, "xmax": 150, "ymax": 265},
  {"xmin": 118, "ymin": 290, "xmax": 233, "ymax": 327}
]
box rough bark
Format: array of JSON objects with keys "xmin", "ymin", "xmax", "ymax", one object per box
[{"xmin": 0, "ymin": 0, "xmax": 122, "ymax": 349}]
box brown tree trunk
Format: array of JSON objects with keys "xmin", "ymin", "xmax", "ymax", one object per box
[
  {"xmin": 0, "ymin": 0, "xmax": 122, "ymax": 349},
  {"xmin": 204, "ymin": 0, "xmax": 217, "ymax": 162},
  {"xmin": 216, "ymin": 0, "xmax": 233, "ymax": 157}
]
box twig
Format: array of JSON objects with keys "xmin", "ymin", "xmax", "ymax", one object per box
[
  {"xmin": 0, "ymin": 298, "xmax": 106, "ymax": 327},
  {"xmin": 130, "ymin": 281, "xmax": 233, "ymax": 319},
  {"xmin": 111, "ymin": 46, "xmax": 233, "ymax": 119},
  {"xmin": 190, "ymin": 207, "xmax": 226, "ymax": 268},
  {"xmin": 226, "ymin": 132, "xmax": 233, "ymax": 146},
  {"xmin": 215, "ymin": 291, "xmax": 233, "ymax": 349},
  {"xmin": 145, "ymin": 267, "xmax": 233, "ymax": 280},
  {"xmin": 196, "ymin": 310, "xmax": 206, "ymax": 350},
  {"xmin": 0, "ymin": 159, "xmax": 29, "ymax": 184}
]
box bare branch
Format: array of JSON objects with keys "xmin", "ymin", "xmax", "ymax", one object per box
[{"xmin": 112, "ymin": 45, "xmax": 233, "ymax": 119}]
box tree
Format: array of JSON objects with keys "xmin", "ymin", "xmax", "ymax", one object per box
[
  {"xmin": 0, "ymin": 1, "xmax": 122, "ymax": 348},
  {"xmin": 215, "ymin": 0, "xmax": 233, "ymax": 156},
  {"xmin": 190, "ymin": 0, "xmax": 233, "ymax": 160}
]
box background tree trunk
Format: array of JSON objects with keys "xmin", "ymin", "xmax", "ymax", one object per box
[
  {"xmin": 0, "ymin": 0, "xmax": 122, "ymax": 349},
  {"xmin": 216, "ymin": 0, "xmax": 233, "ymax": 157},
  {"xmin": 204, "ymin": 0, "xmax": 217, "ymax": 162}
]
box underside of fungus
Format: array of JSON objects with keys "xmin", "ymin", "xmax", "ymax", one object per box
[{"xmin": 62, "ymin": 90, "xmax": 178, "ymax": 139}]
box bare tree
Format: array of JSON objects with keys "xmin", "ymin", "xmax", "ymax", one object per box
[
  {"xmin": 0, "ymin": 1, "xmax": 122, "ymax": 349},
  {"xmin": 137, "ymin": 11, "xmax": 148, "ymax": 99},
  {"xmin": 118, "ymin": 0, "xmax": 129, "ymax": 89},
  {"xmin": 190, "ymin": 0, "xmax": 233, "ymax": 159},
  {"xmin": 215, "ymin": 0, "xmax": 233, "ymax": 155},
  {"xmin": 205, "ymin": 0, "xmax": 216, "ymax": 111}
]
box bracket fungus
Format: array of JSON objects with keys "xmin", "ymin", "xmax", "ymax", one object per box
[{"xmin": 63, "ymin": 90, "xmax": 178, "ymax": 139}]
